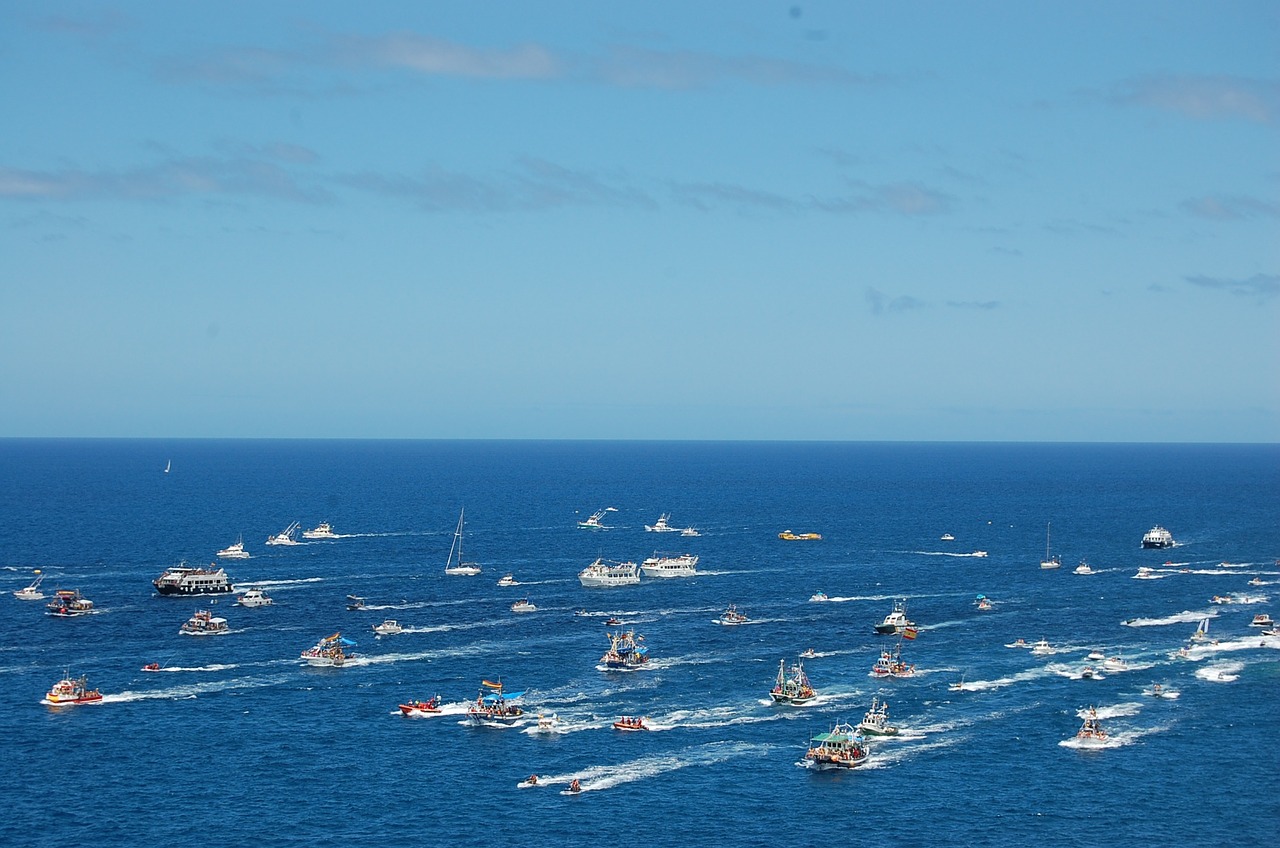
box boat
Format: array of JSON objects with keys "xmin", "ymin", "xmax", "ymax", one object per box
[
  {"xmin": 164, "ymin": 459, "xmax": 171, "ymax": 474},
  {"xmin": 1190, "ymin": 618, "xmax": 1211, "ymax": 642},
  {"xmin": 1249, "ymin": 577, "xmax": 1266, "ymax": 586},
  {"xmin": 43, "ymin": 672, "xmax": 103, "ymax": 706},
  {"xmin": 1031, "ymin": 638, "xmax": 1054, "ymax": 656},
  {"xmin": 577, "ymin": 507, "xmax": 616, "ymax": 530},
  {"xmin": 497, "ymin": 573, "xmax": 519, "ymax": 587},
  {"xmin": 809, "ymin": 591, "xmax": 830, "ymax": 602},
  {"xmin": 266, "ymin": 521, "xmax": 301, "ymax": 546},
  {"xmin": 302, "ymin": 522, "xmax": 338, "ymax": 540},
  {"xmin": 1142, "ymin": 525, "xmax": 1175, "ymax": 549},
  {"xmin": 873, "ymin": 599, "xmax": 914, "ymax": 635},
  {"xmin": 644, "ymin": 513, "xmax": 678, "ymax": 532},
  {"xmin": 153, "ymin": 564, "xmax": 233, "ymax": 596},
  {"xmin": 1146, "ymin": 683, "xmax": 1169, "ymax": 698},
  {"xmin": 940, "ymin": 533, "xmax": 955, "ymax": 541},
  {"xmin": 971, "ymin": 550, "xmax": 989, "ymax": 557},
  {"xmin": 948, "ymin": 676, "xmax": 966, "ymax": 691},
  {"xmin": 605, "ymin": 616, "xmax": 622, "ymax": 626},
  {"xmin": 443, "ymin": 508, "xmax": 482, "ymax": 576},
  {"xmin": 680, "ymin": 526, "xmax": 701, "ymax": 537},
  {"xmin": 612, "ymin": 715, "xmax": 651, "ymax": 731},
  {"xmin": 718, "ymin": 604, "xmax": 748, "ymax": 625},
  {"xmin": 805, "ymin": 722, "xmax": 869, "ymax": 769},
  {"xmin": 1134, "ymin": 566, "xmax": 1161, "ymax": 580},
  {"xmin": 1080, "ymin": 667, "xmax": 1096, "ymax": 679},
  {"xmin": 1250, "ymin": 613, "xmax": 1275, "ymax": 628},
  {"xmin": 45, "ymin": 589, "xmax": 95, "ymax": 617},
  {"xmin": 1040, "ymin": 522, "xmax": 1061, "ymax": 569},
  {"xmin": 511, "ymin": 599, "xmax": 537, "ymax": 613},
  {"xmin": 534, "ymin": 713, "xmax": 560, "ymax": 733},
  {"xmin": 142, "ymin": 663, "xmax": 161, "ymax": 672},
  {"xmin": 466, "ymin": 680, "xmax": 524, "ymax": 726},
  {"xmin": 778, "ymin": 530, "xmax": 822, "ymax": 540},
  {"xmin": 216, "ymin": 537, "xmax": 251, "ymax": 559},
  {"xmin": 346, "ymin": 595, "xmax": 366, "ymax": 611},
  {"xmin": 179, "ymin": 609, "xmax": 229, "ymax": 635},
  {"xmin": 300, "ymin": 632, "xmax": 358, "ymax": 667},
  {"xmin": 769, "ymin": 658, "xmax": 817, "ymax": 705},
  {"xmin": 398, "ymin": 696, "xmax": 442, "ymax": 716},
  {"xmin": 1087, "ymin": 650, "xmax": 1106, "ymax": 661},
  {"xmin": 13, "ymin": 571, "xmax": 45, "ymax": 600},
  {"xmin": 373, "ymin": 619, "xmax": 403, "ymax": 635},
  {"xmin": 578, "ymin": 558, "xmax": 639, "ymax": 587},
  {"xmin": 870, "ymin": 642, "xmax": 915, "ymax": 678},
  {"xmin": 568, "ymin": 779, "xmax": 582, "ymax": 794},
  {"xmin": 1075, "ymin": 706, "xmax": 1109, "ymax": 745},
  {"xmin": 1102, "ymin": 655, "xmax": 1129, "ymax": 672},
  {"xmin": 800, "ymin": 648, "xmax": 817, "ymax": 659},
  {"xmin": 235, "ymin": 588, "xmax": 273, "ymax": 607},
  {"xmin": 640, "ymin": 553, "xmax": 698, "ymax": 578},
  {"xmin": 1073, "ymin": 560, "xmax": 1095, "ymax": 575},
  {"xmin": 857, "ymin": 697, "xmax": 899, "ymax": 736},
  {"xmin": 976, "ymin": 594, "xmax": 992, "ymax": 610},
  {"xmin": 600, "ymin": 629, "xmax": 649, "ymax": 669}
]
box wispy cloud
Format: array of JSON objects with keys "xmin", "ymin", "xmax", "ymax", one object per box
[
  {"xmin": 672, "ymin": 179, "xmax": 952, "ymax": 216},
  {"xmin": 1181, "ymin": 194, "xmax": 1280, "ymax": 221},
  {"xmin": 591, "ymin": 45, "xmax": 875, "ymax": 89},
  {"xmin": 946, "ymin": 300, "xmax": 1001, "ymax": 310},
  {"xmin": 1185, "ymin": 273, "xmax": 1280, "ymax": 299},
  {"xmin": 866, "ymin": 288, "xmax": 926, "ymax": 315},
  {"xmin": 338, "ymin": 32, "xmax": 561, "ymax": 80},
  {"xmin": 1111, "ymin": 74, "xmax": 1280, "ymax": 124}
]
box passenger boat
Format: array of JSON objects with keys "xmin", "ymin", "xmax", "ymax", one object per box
[
  {"xmin": 179, "ymin": 609, "xmax": 229, "ymax": 636},
  {"xmin": 778, "ymin": 530, "xmax": 821, "ymax": 541},
  {"xmin": 1040, "ymin": 522, "xmax": 1062, "ymax": 569},
  {"xmin": 235, "ymin": 588, "xmax": 273, "ymax": 607},
  {"xmin": 216, "ymin": 537, "xmax": 251, "ymax": 559},
  {"xmin": 718, "ymin": 604, "xmax": 748, "ymax": 625},
  {"xmin": 46, "ymin": 589, "xmax": 95, "ymax": 617},
  {"xmin": 1251, "ymin": 613, "xmax": 1275, "ymax": 628},
  {"xmin": 644, "ymin": 513, "xmax": 678, "ymax": 532},
  {"xmin": 857, "ymin": 697, "xmax": 899, "ymax": 736},
  {"xmin": 43, "ymin": 672, "xmax": 103, "ymax": 706},
  {"xmin": 302, "ymin": 522, "xmax": 338, "ymax": 539},
  {"xmin": 601, "ymin": 629, "xmax": 649, "ymax": 669},
  {"xmin": 497, "ymin": 573, "xmax": 519, "ymax": 587},
  {"xmin": 153, "ymin": 564, "xmax": 233, "ymax": 596},
  {"xmin": 13, "ymin": 571, "xmax": 45, "ymax": 600},
  {"xmin": 300, "ymin": 632, "xmax": 358, "ymax": 667},
  {"xmin": 577, "ymin": 507, "xmax": 616, "ymax": 530},
  {"xmin": 578, "ymin": 558, "xmax": 640, "ymax": 587},
  {"xmin": 443, "ymin": 508, "xmax": 481, "ymax": 575},
  {"xmin": 1141, "ymin": 525, "xmax": 1175, "ymax": 549},
  {"xmin": 466, "ymin": 680, "xmax": 524, "ymax": 726},
  {"xmin": 640, "ymin": 553, "xmax": 698, "ymax": 578},
  {"xmin": 809, "ymin": 591, "xmax": 829, "ymax": 602},
  {"xmin": 398, "ymin": 696, "xmax": 442, "ymax": 716},
  {"xmin": 511, "ymin": 599, "xmax": 537, "ymax": 613},
  {"xmin": 870, "ymin": 643, "xmax": 915, "ymax": 678},
  {"xmin": 1073, "ymin": 560, "xmax": 1095, "ymax": 575},
  {"xmin": 266, "ymin": 521, "xmax": 301, "ymax": 546},
  {"xmin": 873, "ymin": 599, "xmax": 914, "ymax": 635},
  {"xmin": 769, "ymin": 658, "xmax": 816, "ymax": 705},
  {"xmin": 1075, "ymin": 706, "xmax": 1109, "ymax": 745},
  {"xmin": 805, "ymin": 722, "xmax": 868, "ymax": 769},
  {"xmin": 612, "ymin": 715, "xmax": 650, "ymax": 731},
  {"xmin": 373, "ymin": 619, "xmax": 403, "ymax": 635}
]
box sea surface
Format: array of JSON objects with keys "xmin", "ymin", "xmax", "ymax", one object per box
[{"xmin": 2, "ymin": 440, "xmax": 1278, "ymax": 847}]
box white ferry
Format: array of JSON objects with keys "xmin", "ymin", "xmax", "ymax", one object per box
[
  {"xmin": 578, "ymin": 558, "xmax": 640, "ymax": 587},
  {"xmin": 1141, "ymin": 525, "xmax": 1175, "ymax": 549},
  {"xmin": 153, "ymin": 564, "xmax": 233, "ymax": 596},
  {"xmin": 640, "ymin": 553, "xmax": 698, "ymax": 578},
  {"xmin": 179, "ymin": 609, "xmax": 229, "ymax": 636}
]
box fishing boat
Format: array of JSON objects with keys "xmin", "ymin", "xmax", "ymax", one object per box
[
  {"xmin": 718, "ymin": 604, "xmax": 749, "ymax": 625},
  {"xmin": 1073, "ymin": 560, "xmax": 1095, "ymax": 575},
  {"xmin": 870, "ymin": 642, "xmax": 915, "ymax": 678},
  {"xmin": 466, "ymin": 680, "xmax": 524, "ymax": 726},
  {"xmin": 577, "ymin": 507, "xmax": 616, "ymax": 530},
  {"xmin": 645, "ymin": 513, "xmax": 677, "ymax": 532},
  {"xmin": 300, "ymin": 633, "xmax": 358, "ymax": 667},
  {"xmin": 45, "ymin": 589, "xmax": 95, "ymax": 617},
  {"xmin": 680, "ymin": 526, "xmax": 701, "ymax": 537},
  {"xmin": 235, "ymin": 588, "xmax": 273, "ymax": 607},
  {"xmin": 13, "ymin": 571, "xmax": 45, "ymax": 600},
  {"xmin": 805, "ymin": 722, "xmax": 868, "ymax": 769},
  {"xmin": 1040, "ymin": 522, "xmax": 1061, "ymax": 569},
  {"xmin": 266, "ymin": 521, "xmax": 301, "ymax": 546},
  {"xmin": 216, "ymin": 537, "xmax": 251, "ymax": 559},
  {"xmin": 873, "ymin": 599, "xmax": 914, "ymax": 635},
  {"xmin": 399, "ymin": 696, "xmax": 442, "ymax": 716},
  {"xmin": 601, "ymin": 629, "xmax": 649, "ymax": 669},
  {"xmin": 443, "ymin": 508, "xmax": 481, "ymax": 576},
  {"xmin": 153, "ymin": 564, "xmax": 233, "ymax": 596},
  {"xmin": 857, "ymin": 697, "xmax": 899, "ymax": 736},
  {"xmin": 778, "ymin": 530, "xmax": 822, "ymax": 541},
  {"xmin": 1250, "ymin": 613, "xmax": 1275, "ymax": 628},
  {"xmin": 640, "ymin": 553, "xmax": 698, "ymax": 578},
  {"xmin": 1142, "ymin": 525, "xmax": 1175, "ymax": 549},
  {"xmin": 180, "ymin": 609, "xmax": 229, "ymax": 635},
  {"xmin": 612, "ymin": 715, "xmax": 651, "ymax": 731},
  {"xmin": 373, "ymin": 619, "xmax": 403, "ymax": 635},
  {"xmin": 1075, "ymin": 706, "xmax": 1109, "ymax": 745},
  {"xmin": 497, "ymin": 573, "xmax": 519, "ymax": 587},
  {"xmin": 510, "ymin": 599, "xmax": 537, "ymax": 613},
  {"xmin": 302, "ymin": 522, "xmax": 339, "ymax": 540},
  {"xmin": 769, "ymin": 658, "xmax": 816, "ymax": 705},
  {"xmin": 43, "ymin": 672, "xmax": 103, "ymax": 706},
  {"xmin": 578, "ymin": 558, "xmax": 639, "ymax": 587}
]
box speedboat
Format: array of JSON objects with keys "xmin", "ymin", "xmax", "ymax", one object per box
[
  {"xmin": 399, "ymin": 696, "xmax": 441, "ymax": 716},
  {"xmin": 300, "ymin": 633, "xmax": 358, "ymax": 667},
  {"xmin": 857, "ymin": 697, "xmax": 898, "ymax": 736},
  {"xmin": 800, "ymin": 648, "xmax": 817, "ymax": 659},
  {"xmin": 805, "ymin": 722, "xmax": 868, "ymax": 769},
  {"xmin": 466, "ymin": 681, "xmax": 524, "ymax": 726},
  {"xmin": 640, "ymin": 553, "xmax": 698, "ymax": 578},
  {"xmin": 644, "ymin": 513, "xmax": 678, "ymax": 532},
  {"xmin": 443, "ymin": 509, "xmax": 482, "ymax": 575},
  {"xmin": 1080, "ymin": 667, "xmax": 1096, "ymax": 679},
  {"xmin": 142, "ymin": 663, "xmax": 162, "ymax": 672},
  {"xmin": 1141, "ymin": 525, "xmax": 1175, "ymax": 549},
  {"xmin": 266, "ymin": 521, "xmax": 301, "ymax": 546},
  {"xmin": 235, "ymin": 588, "xmax": 273, "ymax": 607},
  {"xmin": 43, "ymin": 673, "xmax": 103, "ymax": 706},
  {"xmin": 346, "ymin": 595, "xmax": 366, "ymax": 611},
  {"xmin": 1146, "ymin": 683, "xmax": 1170, "ymax": 698},
  {"xmin": 1250, "ymin": 613, "xmax": 1275, "ymax": 628},
  {"xmin": 216, "ymin": 537, "xmax": 251, "ymax": 559},
  {"xmin": 373, "ymin": 619, "xmax": 403, "ymax": 635},
  {"xmin": 718, "ymin": 604, "xmax": 748, "ymax": 625},
  {"xmin": 601, "ymin": 629, "xmax": 649, "ymax": 669},
  {"xmin": 1031, "ymin": 638, "xmax": 1054, "ymax": 656},
  {"xmin": 497, "ymin": 573, "xmax": 519, "ymax": 587},
  {"xmin": 302, "ymin": 522, "xmax": 338, "ymax": 539},
  {"xmin": 778, "ymin": 530, "xmax": 821, "ymax": 540},
  {"xmin": 578, "ymin": 558, "xmax": 640, "ymax": 587},
  {"xmin": 1075, "ymin": 706, "xmax": 1109, "ymax": 745},
  {"xmin": 577, "ymin": 507, "xmax": 616, "ymax": 530},
  {"xmin": 1073, "ymin": 560, "xmax": 1095, "ymax": 575},
  {"xmin": 612, "ymin": 716, "xmax": 651, "ymax": 732},
  {"xmin": 1102, "ymin": 655, "xmax": 1129, "ymax": 672},
  {"xmin": 1087, "ymin": 649, "xmax": 1106, "ymax": 661},
  {"xmin": 874, "ymin": 600, "xmax": 914, "ymax": 635},
  {"xmin": 1134, "ymin": 567, "xmax": 1161, "ymax": 580},
  {"xmin": 809, "ymin": 591, "xmax": 830, "ymax": 602},
  {"xmin": 511, "ymin": 599, "xmax": 537, "ymax": 613},
  {"xmin": 13, "ymin": 572, "xmax": 45, "ymax": 600},
  {"xmin": 769, "ymin": 658, "xmax": 817, "ymax": 705},
  {"xmin": 46, "ymin": 589, "xmax": 95, "ymax": 617},
  {"xmin": 179, "ymin": 609, "xmax": 229, "ymax": 636},
  {"xmin": 940, "ymin": 533, "xmax": 955, "ymax": 541}
]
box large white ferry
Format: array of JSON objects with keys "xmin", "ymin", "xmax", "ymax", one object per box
[
  {"xmin": 640, "ymin": 553, "xmax": 698, "ymax": 578},
  {"xmin": 153, "ymin": 564, "xmax": 233, "ymax": 596},
  {"xmin": 1141, "ymin": 525, "xmax": 1175, "ymax": 549},
  {"xmin": 578, "ymin": 558, "xmax": 640, "ymax": 587}
]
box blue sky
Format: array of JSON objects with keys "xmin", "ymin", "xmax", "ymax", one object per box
[{"xmin": 2, "ymin": 2, "xmax": 1277, "ymax": 441}]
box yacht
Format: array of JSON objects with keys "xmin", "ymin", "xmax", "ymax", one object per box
[
  {"xmin": 46, "ymin": 589, "xmax": 95, "ymax": 617},
  {"xmin": 1040, "ymin": 522, "xmax": 1062, "ymax": 569},
  {"xmin": 302, "ymin": 522, "xmax": 339, "ymax": 540},
  {"xmin": 1073, "ymin": 560, "xmax": 1095, "ymax": 575},
  {"xmin": 874, "ymin": 599, "xmax": 914, "ymax": 635},
  {"xmin": 600, "ymin": 629, "xmax": 649, "ymax": 669},
  {"xmin": 216, "ymin": 537, "xmax": 251, "ymax": 559},
  {"xmin": 179, "ymin": 609, "xmax": 229, "ymax": 636},
  {"xmin": 644, "ymin": 513, "xmax": 678, "ymax": 532},
  {"xmin": 43, "ymin": 673, "xmax": 104, "ymax": 706},
  {"xmin": 1141, "ymin": 525, "xmax": 1175, "ymax": 549},
  {"xmin": 235, "ymin": 588, "xmax": 273, "ymax": 608},
  {"xmin": 857, "ymin": 697, "xmax": 899, "ymax": 736},
  {"xmin": 497, "ymin": 573, "xmax": 519, "ymax": 587},
  {"xmin": 300, "ymin": 633, "xmax": 358, "ymax": 667},
  {"xmin": 577, "ymin": 507, "xmax": 616, "ymax": 530},
  {"xmin": 805, "ymin": 722, "xmax": 868, "ymax": 769},
  {"xmin": 680, "ymin": 526, "xmax": 701, "ymax": 537},
  {"xmin": 266, "ymin": 521, "xmax": 301, "ymax": 546},
  {"xmin": 510, "ymin": 599, "xmax": 537, "ymax": 613},
  {"xmin": 640, "ymin": 553, "xmax": 698, "ymax": 578},
  {"xmin": 578, "ymin": 558, "xmax": 640, "ymax": 587},
  {"xmin": 717, "ymin": 604, "xmax": 749, "ymax": 625},
  {"xmin": 443, "ymin": 509, "xmax": 482, "ymax": 576},
  {"xmin": 13, "ymin": 572, "xmax": 45, "ymax": 600},
  {"xmin": 769, "ymin": 658, "xmax": 816, "ymax": 705},
  {"xmin": 1250, "ymin": 613, "xmax": 1275, "ymax": 628},
  {"xmin": 153, "ymin": 564, "xmax": 233, "ymax": 596},
  {"xmin": 373, "ymin": 619, "xmax": 403, "ymax": 635}
]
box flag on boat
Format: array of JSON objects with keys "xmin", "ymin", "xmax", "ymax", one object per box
[
  {"xmin": 482, "ymin": 680, "xmax": 503, "ymax": 690},
  {"xmin": 903, "ymin": 627, "xmax": 918, "ymax": 640}
]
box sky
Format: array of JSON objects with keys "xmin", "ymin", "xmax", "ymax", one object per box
[{"xmin": 1, "ymin": 2, "xmax": 1277, "ymax": 442}]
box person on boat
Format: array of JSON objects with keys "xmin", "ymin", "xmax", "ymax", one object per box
[
  {"xmin": 528, "ymin": 774, "xmax": 538, "ymax": 785},
  {"xmin": 569, "ymin": 779, "xmax": 581, "ymax": 793}
]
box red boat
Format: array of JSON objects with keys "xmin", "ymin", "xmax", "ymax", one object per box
[
  {"xmin": 141, "ymin": 663, "xmax": 161, "ymax": 672},
  {"xmin": 399, "ymin": 696, "xmax": 442, "ymax": 716},
  {"xmin": 44, "ymin": 673, "xmax": 104, "ymax": 706},
  {"xmin": 612, "ymin": 715, "xmax": 650, "ymax": 732}
]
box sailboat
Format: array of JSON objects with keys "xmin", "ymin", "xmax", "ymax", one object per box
[
  {"xmin": 164, "ymin": 459, "xmax": 171, "ymax": 473},
  {"xmin": 1040, "ymin": 522, "xmax": 1062, "ymax": 569},
  {"xmin": 444, "ymin": 508, "xmax": 481, "ymax": 575},
  {"xmin": 1190, "ymin": 617, "xmax": 1210, "ymax": 642}
]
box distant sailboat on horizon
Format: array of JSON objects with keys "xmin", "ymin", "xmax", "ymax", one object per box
[{"xmin": 164, "ymin": 459, "xmax": 171, "ymax": 474}]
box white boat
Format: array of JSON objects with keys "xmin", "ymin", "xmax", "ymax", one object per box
[
  {"xmin": 645, "ymin": 513, "xmax": 678, "ymax": 532},
  {"xmin": 976, "ymin": 595, "xmax": 993, "ymax": 610},
  {"xmin": 577, "ymin": 507, "xmax": 616, "ymax": 530},
  {"xmin": 858, "ymin": 697, "xmax": 899, "ymax": 736},
  {"xmin": 13, "ymin": 571, "xmax": 45, "ymax": 600},
  {"xmin": 511, "ymin": 599, "xmax": 537, "ymax": 613},
  {"xmin": 300, "ymin": 632, "xmax": 358, "ymax": 667},
  {"xmin": 940, "ymin": 533, "xmax": 955, "ymax": 541},
  {"xmin": 1031, "ymin": 638, "xmax": 1054, "ymax": 656},
  {"xmin": 216, "ymin": 537, "xmax": 251, "ymax": 559},
  {"xmin": 1040, "ymin": 522, "xmax": 1061, "ymax": 569},
  {"xmin": 1073, "ymin": 560, "xmax": 1095, "ymax": 575},
  {"xmin": 164, "ymin": 459, "xmax": 171, "ymax": 474},
  {"xmin": 266, "ymin": 521, "xmax": 301, "ymax": 546},
  {"xmin": 680, "ymin": 526, "xmax": 701, "ymax": 537},
  {"xmin": 1102, "ymin": 655, "xmax": 1129, "ymax": 672},
  {"xmin": 640, "ymin": 553, "xmax": 698, "ymax": 578},
  {"xmin": 235, "ymin": 588, "xmax": 273, "ymax": 607},
  {"xmin": 809, "ymin": 591, "xmax": 830, "ymax": 602},
  {"xmin": 873, "ymin": 599, "xmax": 914, "ymax": 635},
  {"xmin": 1075, "ymin": 706, "xmax": 1109, "ymax": 745},
  {"xmin": 1190, "ymin": 618, "xmax": 1211, "ymax": 642},
  {"xmin": 373, "ymin": 619, "xmax": 403, "ymax": 635},
  {"xmin": 497, "ymin": 573, "xmax": 519, "ymax": 587},
  {"xmin": 179, "ymin": 609, "xmax": 229, "ymax": 636},
  {"xmin": 769, "ymin": 658, "xmax": 816, "ymax": 705},
  {"xmin": 443, "ymin": 508, "xmax": 481, "ymax": 575},
  {"xmin": 1141, "ymin": 525, "xmax": 1175, "ymax": 549},
  {"xmin": 302, "ymin": 522, "xmax": 339, "ymax": 540},
  {"xmin": 1080, "ymin": 667, "xmax": 1097, "ymax": 679},
  {"xmin": 1087, "ymin": 650, "xmax": 1106, "ymax": 661},
  {"xmin": 534, "ymin": 713, "xmax": 561, "ymax": 733},
  {"xmin": 1134, "ymin": 566, "xmax": 1160, "ymax": 580},
  {"xmin": 718, "ymin": 604, "xmax": 748, "ymax": 625},
  {"xmin": 1250, "ymin": 613, "xmax": 1275, "ymax": 628},
  {"xmin": 578, "ymin": 558, "xmax": 639, "ymax": 587},
  {"xmin": 970, "ymin": 550, "xmax": 988, "ymax": 557}
]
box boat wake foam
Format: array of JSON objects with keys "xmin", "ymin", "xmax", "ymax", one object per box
[
  {"xmin": 545, "ymin": 741, "xmax": 771, "ymax": 793},
  {"xmin": 1196, "ymin": 661, "xmax": 1244, "ymax": 683},
  {"xmin": 1123, "ymin": 609, "xmax": 1220, "ymax": 627}
]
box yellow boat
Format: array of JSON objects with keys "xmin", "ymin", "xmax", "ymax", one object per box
[{"xmin": 778, "ymin": 530, "xmax": 822, "ymax": 541}]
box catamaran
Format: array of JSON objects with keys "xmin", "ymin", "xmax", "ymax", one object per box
[
  {"xmin": 444, "ymin": 508, "xmax": 481, "ymax": 575},
  {"xmin": 769, "ymin": 658, "xmax": 816, "ymax": 705}
]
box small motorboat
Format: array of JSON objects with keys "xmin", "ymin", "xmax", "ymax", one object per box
[
  {"xmin": 612, "ymin": 715, "xmax": 650, "ymax": 731},
  {"xmin": 399, "ymin": 696, "xmax": 442, "ymax": 716},
  {"xmin": 809, "ymin": 591, "xmax": 830, "ymax": 602},
  {"xmin": 141, "ymin": 663, "xmax": 161, "ymax": 672},
  {"xmin": 511, "ymin": 599, "xmax": 537, "ymax": 613},
  {"xmin": 605, "ymin": 616, "xmax": 622, "ymax": 626},
  {"xmin": 373, "ymin": 619, "xmax": 403, "ymax": 636},
  {"xmin": 800, "ymin": 648, "xmax": 817, "ymax": 659},
  {"xmin": 717, "ymin": 604, "xmax": 748, "ymax": 625},
  {"xmin": 534, "ymin": 713, "xmax": 560, "ymax": 733},
  {"xmin": 1080, "ymin": 667, "xmax": 1096, "ymax": 679},
  {"xmin": 568, "ymin": 779, "xmax": 582, "ymax": 793},
  {"xmin": 497, "ymin": 573, "xmax": 519, "ymax": 587},
  {"xmin": 346, "ymin": 595, "xmax": 366, "ymax": 611},
  {"xmin": 1031, "ymin": 638, "xmax": 1054, "ymax": 656},
  {"xmin": 1250, "ymin": 613, "xmax": 1275, "ymax": 628},
  {"xmin": 236, "ymin": 588, "xmax": 273, "ymax": 607},
  {"xmin": 940, "ymin": 533, "xmax": 955, "ymax": 541}
]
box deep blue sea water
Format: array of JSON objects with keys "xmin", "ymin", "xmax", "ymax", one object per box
[{"xmin": 2, "ymin": 440, "xmax": 1277, "ymax": 847}]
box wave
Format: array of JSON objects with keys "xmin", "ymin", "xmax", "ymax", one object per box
[
  {"xmin": 233, "ymin": 577, "xmax": 325, "ymax": 590},
  {"xmin": 540, "ymin": 741, "xmax": 771, "ymax": 793},
  {"xmin": 1123, "ymin": 609, "xmax": 1219, "ymax": 627},
  {"xmin": 1196, "ymin": 660, "xmax": 1245, "ymax": 683}
]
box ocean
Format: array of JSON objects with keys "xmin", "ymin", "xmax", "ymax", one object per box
[{"xmin": 2, "ymin": 440, "xmax": 1277, "ymax": 847}]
